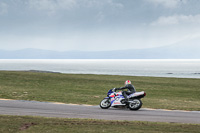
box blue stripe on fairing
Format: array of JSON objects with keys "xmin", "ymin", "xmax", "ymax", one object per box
[{"xmin": 111, "ymin": 100, "xmax": 115, "ymax": 105}]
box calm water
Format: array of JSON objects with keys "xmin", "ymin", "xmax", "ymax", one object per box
[{"xmin": 0, "ymin": 59, "xmax": 200, "ymax": 78}]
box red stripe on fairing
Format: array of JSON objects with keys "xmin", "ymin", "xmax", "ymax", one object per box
[{"xmin": 110, "ymin": 95, "xmax": 115, "ymax": 97}]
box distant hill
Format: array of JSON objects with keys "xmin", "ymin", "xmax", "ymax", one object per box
[{"xmin": 0, "ymin": 42, "xmax": 200, "ymax": 59}]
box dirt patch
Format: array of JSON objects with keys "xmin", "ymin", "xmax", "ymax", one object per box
[
  {"xmin": 62, "ymin": 120, "xmax": 132, "ymax": 126},
  {"xmin": 41, "ymin": 120, "xmax": 133, "ymax": 126},
  {"xmin": 19, "ymin": 123, "xmax": 37, "ymax": 131}
]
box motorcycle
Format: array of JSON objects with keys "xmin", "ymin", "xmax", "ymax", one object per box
[{"xmin": 100, "ymin": 88, "xmax": 146, "ymax": 110}]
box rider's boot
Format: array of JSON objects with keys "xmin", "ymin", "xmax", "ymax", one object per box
[{"xmin": 124, "ymin": 98, "xmax": 129, "ymax": 103}]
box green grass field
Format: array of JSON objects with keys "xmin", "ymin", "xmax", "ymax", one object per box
[
  {"xmin": 0, "ymin": 71, "xmax": 200, "ymax": 110},
  {"xmin": 1, "ymin": 115, "xmax": 200, "ymax": 133}
]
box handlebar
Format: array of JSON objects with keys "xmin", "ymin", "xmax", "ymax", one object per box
[{"xmin": 112, "ymin": 88, "xmax": 118, "ymax": 92}]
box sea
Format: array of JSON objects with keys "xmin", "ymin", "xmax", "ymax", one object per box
[{"xmin": 0, "ymin": 59, "xmax": 200, "ymax": 79}]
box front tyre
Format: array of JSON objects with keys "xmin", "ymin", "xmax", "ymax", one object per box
[
  {"xmin": 128, "ymin": 99, "xmax": 142, "ymax": 110},
  {"xmin": 100, "ymin": 99, "xmax": 111, "ymax": 109}
]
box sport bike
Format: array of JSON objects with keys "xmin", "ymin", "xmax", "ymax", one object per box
[{"xmin": 100, "ymin": 88, "xmax": 146, "ymax": 110}]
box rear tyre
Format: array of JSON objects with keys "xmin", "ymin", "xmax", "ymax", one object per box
[
  {"xmin": 128, "ymin": 99, "xmax": 142, "ymax": 110},
  {"xmin": 100, "ymin": 99, "xmax": 111, "ymax": 109}
]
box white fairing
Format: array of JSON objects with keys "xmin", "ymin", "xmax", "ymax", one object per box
[
  {"xmin": 127, "ymin": 91, "xmax": 145, "ymax": 98},
  {"xmin": 111, "ymin": 97, "xmax": 125, "ymax": 107}
]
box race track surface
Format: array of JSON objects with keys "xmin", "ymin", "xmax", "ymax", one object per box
[{"xmin": 0, "ymin": 99, "xmax": 200, "ymax": 124}]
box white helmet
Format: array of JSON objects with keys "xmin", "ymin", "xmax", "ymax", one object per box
[{"xmin": 125, "ymin": 80, "xmax": 131, "ymax": 85}]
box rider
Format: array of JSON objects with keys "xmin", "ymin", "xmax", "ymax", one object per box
[{"xmin": 115, "ymin": 80, "xmax": 136, "ymax": 103}]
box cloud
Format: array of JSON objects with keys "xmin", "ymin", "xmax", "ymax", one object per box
[
  {"xmin": 151, "ymin": 14, "xmax": 200, "ymax": 26},
  {"xmin": 84, "ymin": 0, "xmax": 123, "ymax": 9},
  {"xmin": 145, "ymin": 0, "xmax": 187, "ymax": 8},
  {"xmin": 26, "ymin": 0, "xmax": 123, "ymax": 16},
  {"xmin": 95, "ymin": 11, "xmax": 105, "ymax": 22},
  {"xmin": 107, "ymin": 0, "xmax": 124, "ymax": 9},
  {"xmin": 0, "ymin": 2, "xmax": 8, "ymax": 15},
  {"xmin": 27, "ymin": 0, "xmax": 77, "ymax": 15}
]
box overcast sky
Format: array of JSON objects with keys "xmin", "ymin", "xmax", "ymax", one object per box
[{"xmin": 1, "ymin": 0, "xmax": 200, "ymax": 51}]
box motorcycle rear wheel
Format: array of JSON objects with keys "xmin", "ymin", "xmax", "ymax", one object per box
[
  {"xmin": 100, "ymin": 99, "xmax": 111, "ymax": 109},
  {"xmin": 128, "ymin": 99, "xmax": 142, "ymax": 110}
]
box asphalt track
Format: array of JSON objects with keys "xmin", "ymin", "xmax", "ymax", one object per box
[{"xmin": 0, "ymin": 99, "xmax": 200, "ymax": 124}]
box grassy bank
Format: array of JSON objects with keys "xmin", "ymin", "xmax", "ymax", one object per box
[
  {"xmin": 0, "ymin": 71, "xmax": 200, "ymax": 110},
  {"xmin": 1, "ymin": 115, "xmax": 200, "ymax": 133}
]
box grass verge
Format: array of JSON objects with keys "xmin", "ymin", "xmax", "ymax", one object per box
[
  {"xmin": 1, "ymin": 115, "xmax": 200, "ymax": 133},
  {"xmin": 0, "ymin": 71, "xmax": 200, "ymax": 110}
]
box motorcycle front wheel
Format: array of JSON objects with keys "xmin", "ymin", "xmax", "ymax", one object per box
[
  {"xmin": 100, "ymin": 99, "xmax": 111, "ymax": 109},
  {"xmin": 128, "ymin": 99, "xmax": 142, "ymax": 110}
]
